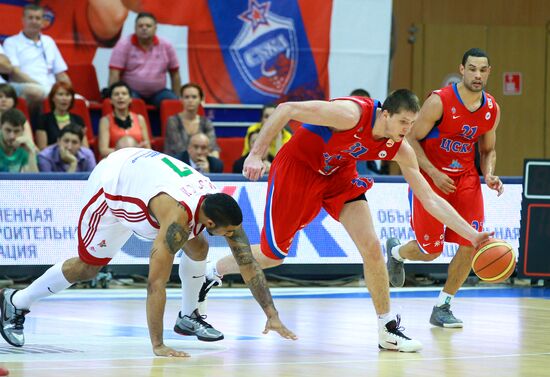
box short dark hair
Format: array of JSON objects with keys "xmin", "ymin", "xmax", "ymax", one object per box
[
  {"xmin": 59, "ymin": 123, "xmax": 84, "ymax": 142},
  {"xmin": 202, "ymin": 193, "xmax": 243, "ymax": 227},
  {"xmin": 462, "ymin": 48, "xmax": 490, "ymax": 66},
  {"xmin": 1, "ymin": 108, "xmax": 26, "ymax": 128},
  {"xmin": 108, "ymin": 81, "xmax": 131, "ymax": 98},
  {"xmin": 0, "ymin": 84, "xmax": 17, "ymax": 107},
  {"xmin": 382, "ymin": 89, "xmax": 420, "ymax": 115},
  {"xmin": 350, "ymin": 88, "xmax": 371, "ymax": 97},
  {"xmin": 180, "ymin": 83, "xmax": 204, "ymax": 100},
  {"xmin": 23, "ymin": 4, "xmax": 43, "ymax": 15},
  {"xmin": 135, "ymin": 12, "xmax": 157, "ymax": 24}
]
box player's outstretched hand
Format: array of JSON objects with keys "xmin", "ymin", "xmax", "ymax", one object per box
[
  {"xmin": 472, "ymin": 231, "xmax": 495, "ymax": 248},
  {"xmin": 263, "ymin": 316, "xmax": 298, "ymax": 340},
  {"xmin": 153, "ymin": 344, "xmax": 190, "ymax": 357},
  {"xmin": 243, "ymin": 154, "xmax": 266, "ymax": 181}
]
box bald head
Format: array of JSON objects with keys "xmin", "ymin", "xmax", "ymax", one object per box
[{"xmin": 188, "ymin": 133, "xmax": 210, "ymax": 161}]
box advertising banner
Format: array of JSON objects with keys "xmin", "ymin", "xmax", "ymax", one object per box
[{"xmin": 0, "ymin": 179, "xmax": 521, "ymax": 266}]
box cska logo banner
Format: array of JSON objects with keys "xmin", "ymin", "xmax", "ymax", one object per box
[
  {"xmin": 231, "ymin": 0, "xmax": 298, "ymax": 97},
  {"xmin": 209, "ymin": 0, "xmax": 331, "ymax": 103}
]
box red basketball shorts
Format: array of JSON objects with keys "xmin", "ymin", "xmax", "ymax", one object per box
[
  {"xmin": 409, "ymin": 169, "xmax": 484, "ymax": 254},
  {"xmin": 260, "ymin": 153, "xmax": 373, "ymax": 260}
]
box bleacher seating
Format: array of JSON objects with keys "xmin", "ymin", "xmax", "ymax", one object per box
[
  {"xmin": 218, "ymin": 137, "xmax": 244, "ymax": 173},
  {"xmin": 15, "ymin": 97, "xmax": 30, "ymax": 120},
  {"xmin": 159, "ymin": 99, "xmax": 183, "ymax": 150},
  {"xmin": 66, "ymin": 64, "xmax": 102, "ymax": 107}
]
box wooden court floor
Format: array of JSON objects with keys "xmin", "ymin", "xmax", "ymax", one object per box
[{"xmin": 0, "ymin": 287, "xmax": 549, "ymax": 377}]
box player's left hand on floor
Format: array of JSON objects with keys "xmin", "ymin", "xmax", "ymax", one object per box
[
  {"xmin": 153, "ymin": 344, "xmax": 190, "ymax": 357},
  {"xmin": 263, "ymin": 317, "xmax": 298, "ymax": 340}
]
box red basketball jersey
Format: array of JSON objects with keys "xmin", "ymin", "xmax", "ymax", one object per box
[
  {"xmin": 282, "ymin": 96, "xmax": 403, "ymax": 175},
  {"xmin": 420, "ymin": 83, "xmax": 498, "ymax": 176}
]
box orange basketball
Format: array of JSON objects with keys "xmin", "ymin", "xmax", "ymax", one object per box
[{"xmin": 472, "ymin": 238, "xmax": 516, "ymax": 283}]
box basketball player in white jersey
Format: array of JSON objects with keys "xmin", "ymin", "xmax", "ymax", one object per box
[{"xmin": 0, "ymin": 148, "xmax": 296, "ymax": 357}]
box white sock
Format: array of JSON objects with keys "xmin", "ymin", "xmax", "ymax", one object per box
[
  {"xmin": 391, "ymin": 244, "xmax": 405, "ymax": 261},
  {"xmin": 12, "ymin": 262, "xmax": 71, "ymax": 310},
  {"xmin": 437, "ymin": 291, "xmax": 454, "ymax": 307},
  {"xmin": 377, "ymin": 312, "xmax": 393, "ymax": 329},
  {"xmin": 179, "ymin": 252, "xmax": 207, "ymax": 317}
]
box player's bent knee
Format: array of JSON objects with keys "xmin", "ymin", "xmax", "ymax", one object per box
[
  {"xmin": 256, "ymin": 246, "xmax": 285, "ymax": 269},
  {"xmin": 184, "ymin": 237, "xmax": 209, "ymax": 260},
  {"xmin": 65, "ymin": 257, "xmax": 103, "ymax": 282},
  {"xmin": 357, "ymin": 238, "xmax": 383, "ymax": 261}
]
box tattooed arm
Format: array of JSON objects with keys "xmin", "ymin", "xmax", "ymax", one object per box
[
  {"xmin": 226, "ymin": 226, "xmax": 297, "ymax": 340},
  {"xmin": 147, "ymin": 194, "xmax": 191, "ymax": 357}
]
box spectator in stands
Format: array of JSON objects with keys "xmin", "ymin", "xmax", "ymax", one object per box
[
  {"xmin": 108, "ymin": 12, "xmax": 180, "ymax": 107},
  {"xmin": 164, "ymin": 83, "xmax": 220, "ymax": 158},
  {"xmin": 241, "ymin": 104, "xmax": 292, "ymax": 158},
  {"xmin": 0, "ymin": 83, "xmax": 34, "ymax": 142},
  {"xmin": 349, "ymin": 88, "xmax": 371, "ymax": 97},
  {"xmin": 35, "ymin": 82, "xmax": 88, "ymax": 150},
  {"xmin": 233, "ymin": 130, "xmax": 273, "ymax": 174},
  {"xmin": 0, "ymin": 39, "xmax": 44, "ymax": 113},
  {"xmin": 2, "ymin": 4, "xmax": 71, "ymax": 115},
  {"xmin": 98, "ymin": 81, "xmax": 151, "ymax": 158},
  {"xmin": 115, "ymin": 135, "xmax": 139, "ymax": 150},
  {"xmin": 0, "ymin": 108, "xmax": 38, "ymax": 172},
  {"xmin": 177, "ymin": 133, "xmax": 223, "ymax": 173},
  {"xmin": 37, "ymin": 123, "xmax": 95, "ymax": 173}
]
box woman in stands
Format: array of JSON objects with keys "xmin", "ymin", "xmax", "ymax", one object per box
[
  {"xmin": 241, "ymin": 104, "xmax": 292, "ymax": 158},
  {"xmin": 35, "ymin": 82, "xmax": 88, "ymax": 150},
  {"xmin": 98, "ymin": 81, "xmax": 150, "ymax": 158},
  {"xmin": 0, "ymin": 83, "xmax": 34, "ymax": 143},
  {"xmin": 164, "ymin": 82, "xmax": 220, "ymax": 158}
]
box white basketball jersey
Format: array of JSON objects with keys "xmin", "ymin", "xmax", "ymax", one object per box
[{"xmin": 99, "ymin": 148, "xmax": 218, "ymax": 240}]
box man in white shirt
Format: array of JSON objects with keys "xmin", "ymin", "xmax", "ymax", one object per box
[{"xmin": 2, "ymin": 4, "xmax": 71, "ymax": 113}]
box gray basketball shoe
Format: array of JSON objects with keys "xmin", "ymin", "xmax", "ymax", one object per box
[
  {"xmin": 0, "ymin": 289, "xmax": 29, "ymax": 347},
  {"xmin": 174, "ymin": 309, "xmax": 224, "ymax": 341},
  {"xmin": 429, "ymin": 304, "xmax": 463, "ymax": 328},
  {"xmin": 386, "ymin": 238, "xmax": 405, "ymax": 287}
]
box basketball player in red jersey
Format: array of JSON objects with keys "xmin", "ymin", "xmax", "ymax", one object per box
[
  {"xmin": 210, "ymin": 89, "xmax": 492, "ymax": 353},
  {"xmin": 386, "ymin": 48, "xmax": 503, "ymax": 328}
]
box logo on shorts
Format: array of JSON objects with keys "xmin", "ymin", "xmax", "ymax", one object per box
[
  {"xmin": 230, "ymin": 0, "xmax": 298, "ymax": 96},
  {"xmin": 98, "ymin": 240, "xmax": 107, "ymax": 248}
]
